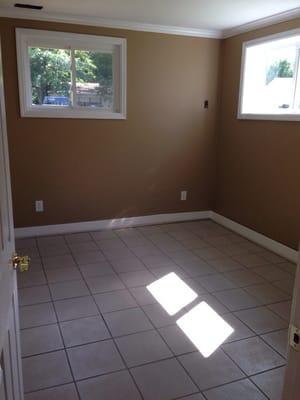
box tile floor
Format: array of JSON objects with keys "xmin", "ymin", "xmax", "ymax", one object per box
[{"xmin": 16, "ymin": 220, "xmax": 296, "ymax": 400}]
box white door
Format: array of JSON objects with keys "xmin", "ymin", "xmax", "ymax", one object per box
[
  {"xmin": 0, "ymin": 38, "xmax": 24, "ymax": 400},
  {"xmin": 282, "ymin": 251, "xmax": 300, "ymax": 400}
]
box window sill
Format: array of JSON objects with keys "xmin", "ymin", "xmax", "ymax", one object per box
[
  {"xmin": 20, "ymin": 107, "xmax": 126, "ymax": 120},
  {"xmin": 238, "ymin": 113, "xmax": 300, "ymax": 122}
]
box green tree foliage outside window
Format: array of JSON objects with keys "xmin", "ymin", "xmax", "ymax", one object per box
[
  {"xmin": 29, "ymin": 47, "xmax": 113, "ymax": 105},
  {"xmin": 29, "ymin": 47, "xmax": 71, "ymax": 104},
  {"xmin": 266, "ymin": 59, "xmax": 294, "ymax": 85},
  {"xmin": 75, "ymin": 50, "xmax": 112, "ymax": 87}
]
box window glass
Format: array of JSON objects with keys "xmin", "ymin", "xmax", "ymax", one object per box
[
  {"xmin": 74, "ymin": 50, "xmax": 113, "ymax": 110},
  {"xmin": 239, "ymin": 32, "xmax": 300, "ymax": 119},
  {"xmin": 29, "ymin": 47, "xmax": 71, "ymax": 107}
]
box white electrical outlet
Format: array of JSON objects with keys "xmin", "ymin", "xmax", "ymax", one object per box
[
  {"xmin": 35, "ymin": 200, "xmax": 44, "ymax": 212},
  {"xmin": 181, "ymin": 191, "xmax": 187, "ymax": 201}
]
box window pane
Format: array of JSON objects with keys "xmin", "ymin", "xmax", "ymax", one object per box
[
  {"xmin": 241, "ymin": 34, "xmax": 300, "ymax": 115},
  {"xmin": 74, "ymin": 50, "xmax": 113, "ymax": 110},
  {"xmin": 264, "ymin": 46, "xmax": 295, "ymax": 110},
  {"xmin": 29, "ymin": 47, "xmax": 71, "ymax": 106}
]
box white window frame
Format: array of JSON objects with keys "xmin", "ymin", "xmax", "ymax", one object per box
[
  {"xmin": 238, "ymin": 28, "xmax": 300, "ymax": 122},
  {"xmin": 16, "ymin": 28, "xmax": 127, "ymax": 119}
]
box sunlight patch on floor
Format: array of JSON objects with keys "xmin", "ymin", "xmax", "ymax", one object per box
[
  {"xmin": 147, "ymin": 273, "xmax": 234, "ymax": 357},
  {"xmin": 177, "ymin": 301, "xmax": 234, "ymax": 358},
  {"xmin": 146, "ymin": 272, "xmax": 198, "ymax": 315}
]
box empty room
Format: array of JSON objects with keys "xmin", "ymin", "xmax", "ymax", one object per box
[{"xmin": 0, "ymin": 1, "xmax": 300, "ymax": 399}]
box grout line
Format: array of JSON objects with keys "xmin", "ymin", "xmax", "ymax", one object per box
[
  {"xmin": 61, "ymin": 233, "xmax": 105, "ymax": 400},
  {"xmin": 19, "ymin": 313, "xmax": 289, "ymax": 354},
  {"xmin": 65, "ymin": 233, "xmax": 146, "ymax": 400},
  {"xmin": 17, "ymin": 268, "xmax": 292, "ymax": 299},
  {"xmin": 20, "ymin": 221, "xmax": 291, "ymax": 399},
  {"xmin": 93, "ymin": 227, "xmax": 205, "ymax": 399},
  {"xmin": 109, "ymin": 225, "xmax": 254, "ymax": 397},
  {"xmin": 43, "ymin": 236, "xmax": 82, "ymax": 400},
  {"xmin": 115, "ymin": 224, "xmax": 288, "ymax": 400},
  {"xmin": 258, "ymin": 331, "xmax": 288, "ymax": 360},
  {"xmin": 23, "ymin": 361, "xmax": 286, "ymax": 399},
  {"xmin": 219, "ymin": 345, "xmax": 285, "ymax": 399},
  {"xmin": 23, "ymin": 382, "xmax": 78, "ymax": 396},
  {"xmin": 248, "ymin": 365, "xmax": 286, "ymax": 400},
  {"xmin": 199, "ymin": 371, "xmax": 274, "ymax": 399}
]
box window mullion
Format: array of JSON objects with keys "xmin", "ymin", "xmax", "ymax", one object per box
[
  {"xmin": 292, "ymin": 49, "xmax": 300, "ymax": 110},
  {"xmin": 292, "ymin": 48, "xmax": 300, "ymax": 110},
  {"xmin": 70, "ymin": 48, "xmax": 77, "ymax": 107}
]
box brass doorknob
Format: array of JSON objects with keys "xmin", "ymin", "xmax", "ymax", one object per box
[{"xmin": 12, "ymin": 254, "xmax": 30, "ymax": 272}]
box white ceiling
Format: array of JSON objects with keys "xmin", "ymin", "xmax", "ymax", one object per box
[{"xmin": 0, "ymin": 0, "xmax": 300, "ymax": 37}]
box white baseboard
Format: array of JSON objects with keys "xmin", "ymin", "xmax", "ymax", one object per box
[
  {"xmin": 14, "ymin": 210, "xmax": 212, "ymax": 239},
  {"xmin": 14, "ymin": 210, "xmax": 298, "ymax": 264},
  {"xmin": 211, "ymin": 212, "xmax": 298, "ymax": 263}
]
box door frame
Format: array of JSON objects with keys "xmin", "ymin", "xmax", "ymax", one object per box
[
  {"xmin": 0, "ymin": 35, "xmax": 24, "ymax": 400},
  {"xmin": 282, "ymin": 249, "xmax": 300, "ymax": 400}
]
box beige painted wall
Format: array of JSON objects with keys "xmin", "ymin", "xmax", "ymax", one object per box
[
  {"xmin": 216, "ymin": 19, "xmax": 300, "ymax": 249},
  {"xmin": 0, "ymin": 17, "xmax": 221, "ymax": 228}
]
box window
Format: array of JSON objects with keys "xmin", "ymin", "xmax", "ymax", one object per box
[
  {"xmin": 16, "ymin": 29, "xmax": 126, "ymax": 119},
  {"xmin": 238, "ymin": 29, "xmax": 300, "ymax": 121}
]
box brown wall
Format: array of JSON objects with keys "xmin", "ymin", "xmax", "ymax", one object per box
[
  {"xmin": 3, "ymin": 15, "xmax": 298, "ymax": 249},
  {"xmin": 216, "ymin": 18, "xmax": 300, "ymax": 250},
  {"xmin": 0, "ymin": 17, "xmax": 221, "ymax": 228}
]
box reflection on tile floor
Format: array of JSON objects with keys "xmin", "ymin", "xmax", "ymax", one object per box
[{"xmin": 17, "ymin": 220, "xmax": 295, "ymax": 400}]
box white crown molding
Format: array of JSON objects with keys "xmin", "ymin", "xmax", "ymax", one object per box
[
  {"xmin": 222, "ymin": 7, "xmax": 300, "ymax": 38},
  {"xmin": 0, "ymin": 7, "xmax": 222, "ymax": 39},
  {"xmin": 1, "ymin": 6, "xmax": 300, "ymax": 40},
  {"xmin": 211, "ymin": 212, "xmax": 298, "ymax": 263}
]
